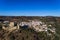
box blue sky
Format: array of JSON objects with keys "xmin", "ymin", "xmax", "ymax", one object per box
[{"xmin": 0, "ymin": 0, "xmax": 60, "ymax": 16}]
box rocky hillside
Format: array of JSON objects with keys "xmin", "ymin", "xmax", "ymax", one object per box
[{"xmin": 0, "ymin": 16, "xmax": 60, "ymax": 40}]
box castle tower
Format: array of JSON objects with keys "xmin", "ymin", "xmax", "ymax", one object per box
[{"xmin": 9, "ymin": 22, "xmax": 14, "ymax": 27}]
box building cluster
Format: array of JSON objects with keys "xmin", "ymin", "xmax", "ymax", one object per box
[
  {"xmin": 0, "ymin": 19, "xmax": 56, "ymax": 33},
  {"xmin": 2, "ymin": 21, "xmax": 19, "ymax": 31}
]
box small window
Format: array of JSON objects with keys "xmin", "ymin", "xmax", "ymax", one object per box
[
  {"xmin": 0, "ymin": 25, "xmax": 2, "ymax": 30},
  {"xmin": 14, "ymin": 22, "xmax": 17, "ymax": 26}
]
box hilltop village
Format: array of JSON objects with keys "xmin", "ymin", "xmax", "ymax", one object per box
[
  {"xmin": 0, "ymin": 16, "xmax": 60, "ymax": 40},
  {"xmin": 0, "ymin": 18, "xmax": 55, "ymax": 34}
]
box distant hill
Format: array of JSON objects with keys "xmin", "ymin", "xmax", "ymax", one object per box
[{"xmin": 0, "ymin": 16, "xmax": 60, "ymax": 21}]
